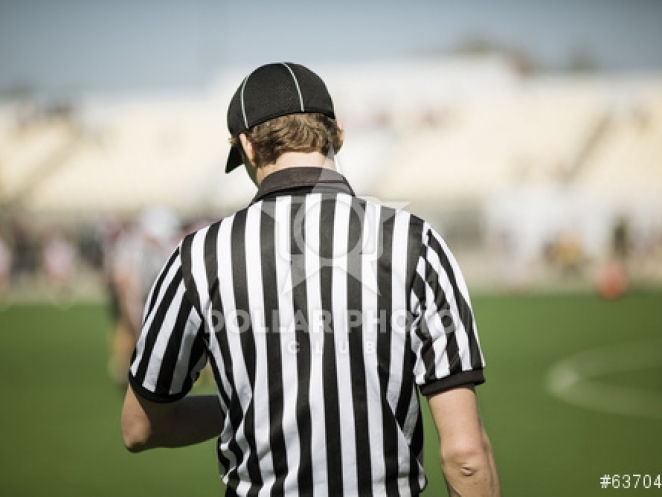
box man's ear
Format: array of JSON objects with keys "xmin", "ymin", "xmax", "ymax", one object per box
[
  {"xmin": 239, "ymin": 133, "xmax": 255, "ymax": 164},
  {"xmin": 239, "ymin": 133, "xmax": 259, "ymax": 186}
]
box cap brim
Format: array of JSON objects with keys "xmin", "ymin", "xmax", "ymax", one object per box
[{"xmin": 225, "ymin": 146, "xmax": 243, "ymax": 173}]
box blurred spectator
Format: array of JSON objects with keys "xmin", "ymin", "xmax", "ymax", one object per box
[
  {"xmin": 596, "ymin": 216, "xmax": 632, "ymax": 300},
  {"xmin": 77, "ymin": 221, "xmax": 106, "ymax": 272},
  {"xmin": 107, "ymin": 207, "xmax": 181, "ymax": 387},
  {"xmin": 544, "ymin": 229, "xmax": 586, "ymax": 278},
  {"xmin": 42, "ymin": 230, "xmax": 78, "ymax": 295},
  {"xmin": 612, "ymin": 217, "xmax": 631, "ymax": 263},
  {"xmin": 0, "ymin": 233, "xmax": 12, "ymax": 299},
  {"xmin": 597, "ymin": 260, "xmax": 628, "ymax": 300},
  {"xmin": 9, "ymin": 218, "xmax": 39, "ymax": 285}
]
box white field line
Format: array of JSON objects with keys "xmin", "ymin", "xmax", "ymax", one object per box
[{"xmin": 546, "ymin": 339, "xmax": 662, "ymax": 419}]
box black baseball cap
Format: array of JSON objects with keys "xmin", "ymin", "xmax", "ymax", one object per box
[{"xmin": 225, "ymin": 62, "xmax": 336, "ymax": 173}]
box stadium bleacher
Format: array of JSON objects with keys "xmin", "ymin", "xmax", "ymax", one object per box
[
  {"xmin": 575, "ymin": 83, "xmax": 662, "ymax": 201},
  {"xmin": 1, "ymin": 58, "xmax": 661, "ymax": 291}
]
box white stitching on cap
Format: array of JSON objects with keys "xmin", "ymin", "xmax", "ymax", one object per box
[
  {"xmin": 281, "ymin": 62, "xmax": 304, "ymax": 112},
  {"xmin": 239, "ymin": 75, "xmax": 250, "ymax": 129}
]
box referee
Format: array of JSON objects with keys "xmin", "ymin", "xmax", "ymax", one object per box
[{"xmin": 121, "ymin": 62, "xmax": 501, "ymax": 497}]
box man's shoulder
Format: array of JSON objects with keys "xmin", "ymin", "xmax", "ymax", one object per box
[
  {"xmin": 356, "ymin": 195, "xmax": 431, "ymax": 230},
  {"xmin": 179, "ymin": 215, "xmax": 235, "ymax": 245}
]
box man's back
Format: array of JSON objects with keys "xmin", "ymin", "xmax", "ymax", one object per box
[{"xmin": 131, "ymin": 171, "xmax": 485, "ymax": 496}]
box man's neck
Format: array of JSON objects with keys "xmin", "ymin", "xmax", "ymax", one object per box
[{"xmin": 255, "ymin": 152, "xmax": 336, "ymax": 186}]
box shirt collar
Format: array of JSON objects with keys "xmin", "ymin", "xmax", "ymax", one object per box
[{"xmin": 250, "ymin": 167, "xmax": 355, "ymax": 204}]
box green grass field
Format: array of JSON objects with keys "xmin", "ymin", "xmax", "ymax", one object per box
[{"xmin": 1, "ymin": 291, "xmax": 661, "ymax": 496}]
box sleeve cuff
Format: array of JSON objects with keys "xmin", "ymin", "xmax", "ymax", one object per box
[
  {"xmin": 127, "ymin": 373, "xmax": 189, "ymax": 404},
  {"xmin": 419, "ymin": 369, "xmax": 485, "ymax": 397}
]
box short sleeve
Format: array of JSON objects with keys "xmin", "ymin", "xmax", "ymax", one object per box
[
  {"xmin": 410, "ymin": 226, "xmax": 485, "ymax": 396},
  {"xmin": 128, "ymin": 246, "xmax": 208, "ymax": 403}
]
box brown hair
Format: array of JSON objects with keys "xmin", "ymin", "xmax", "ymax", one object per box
[{"xmin": 230, "ymin": 113, "xmax": 343, "ymax": 168}]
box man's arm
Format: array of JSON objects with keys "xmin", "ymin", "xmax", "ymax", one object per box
[
  {"xmin": 121, "ymin": 384, "xmax": 223, "ymax": 452},
  {"xmin": 428, "ymin": 385, "xmax": 501, "ymax": 497}
]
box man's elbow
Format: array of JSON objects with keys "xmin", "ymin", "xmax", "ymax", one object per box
[
  {"xmin": 121, "ymin": 413, "xmax": 152, "ymax": 453},
  {"xmin": 440, "ymin": 437, "xmax": 492, "ymax": 479}
]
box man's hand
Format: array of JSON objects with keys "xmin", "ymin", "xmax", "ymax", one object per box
[{"xmin": 121, "ymin": 385, "xmax": 223, "ymax": 452}]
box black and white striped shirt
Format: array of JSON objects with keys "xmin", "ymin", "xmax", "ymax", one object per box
[{"xmin": 129, "ymin": 167, "xmax": 486, "ymax": 497}]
